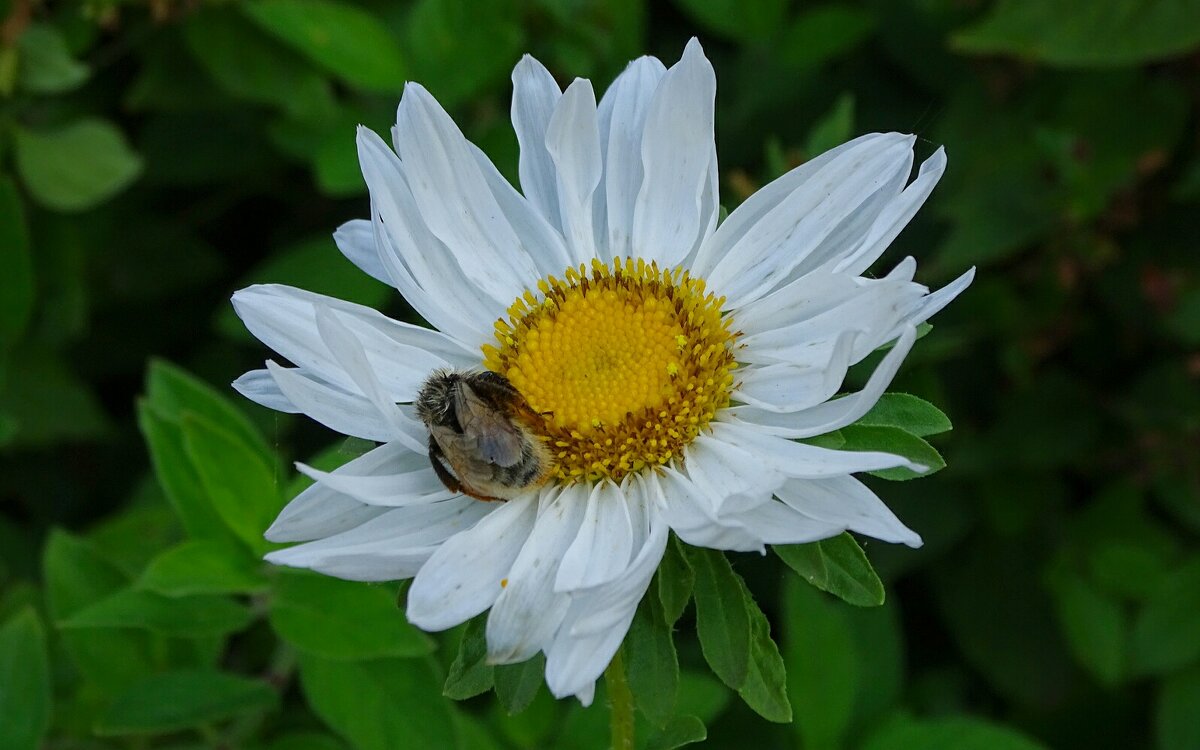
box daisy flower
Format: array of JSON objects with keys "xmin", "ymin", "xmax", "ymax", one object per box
[{"xmin": 232, "ymin": 39, "xmax": 973, "ymax": 704}]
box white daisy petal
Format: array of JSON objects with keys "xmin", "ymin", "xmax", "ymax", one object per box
[
  {"xmin": 357, "ymin": 130, "xmax": 497, "ymax": 341},
  {"xmin": 834, "ymin": 147, "xmax": 948, "ymax": 277},
  {"xmin": 468, "ymin": 143, "xmax": 574, "ymax": 277},
  {"xmin": 265, "ymin": 441, "xmax": 407, "ymax": 542},
  {"xmin": 265, "ymin": 489, "xmax": 384, "ymax": 544},
  {"xmin": 597, "ymin": 56, "xmax": 667, "ymax": 258},
  {"xmin": 732, "ymin": 265, "xmax": 861, "ymax": 336},
  {"xmin": 733, "ymin": 330, "xmax": 857, "ymax": 413},
  {"xmin": 544, "ymin": 504, "xmax": 669, "ymax": 699},
  {"xmin": 691, "ymin": 132, "xmax": 904, "ymax": 277},
  {"xmin": 713, "ymin": 420, "xmax": 925, "ymax": 478},
  {"xmin": 392, "ymin": 84, "xmax": 540, "ymax": 303},
  {"xmin": 685, "ymin": 143, "xmax": 720, "ymax": 267},
  {"xmin": 738, "ymin": 278, "xmax": 926, "ymax": 365},
  {"xmin": 407, "ymin": 494, "xmax": 539, "ymax": 631},
  {"xmin": 905, "ymin": 267, "xmax": 977, "ymax": 328},
  {"xmin": 293, "ymin": 458, "xmax": 453, "ymax": 507},
  {"xmin": 705, "ymin": 135, "xmax": 916, "ymax": 309},
  {"xmin": 264, "ymin": 361, "xmax": 402, "ymax": 445},
  {"xmin": 777, "ymin": 475, "xmax": 922, "ymax": 547},
  {"xmin": 656, "ymin": 467, "xmax": 767, "ymax": 553},
  {"xmin": 782, "ymin": 161, "xmax": 915, "ymax": 283},
  {"xmin": 266, "ymin": 497, "xmax": 492, "ymax": 581},
  {"xmin": 333, "ymin": 219, "xmax": 391, "ymax": 286},
  {"xmin": 564, "ymin": 501, "xmax": 668, "ymax": 637},
  {"xmin": 232, "ymin": 368, "xmax": 300, "ymax": 413},
  {"xmin": 682, "ymin": 433, "xmax": 782, "ymax": 515},
  {"xmin": 555, "ymin": 480, "xmax": 634, "ymax": 592},
  {"xmin": 732, "ymin": 325, "xmax": 916, "ymax": 437},
  {"xmin": 574, "ymin": 683, "xmax": 596, "ymax": 708},
  {"xmin": 632, "ymin": 38, "xmax": 717, "ymax": 267},
  {"xmin": 486, "ymin": 486, "xmax": 587, "ymax": 664},
  {"xmin": 512, "ymin": 54, "xmax": 563, "ymax": 229},
  {"xmin": 313, "ymin": 304, "xmax": 412, "ymax": 438},
  {"xmin": 232, "ymin": 283, "xmax": 476, "ymax": 397},
  {"xmin": 719, "ymin": 498, "xmax": 846, "ymax": 546},
  {"xmin": 546, "ymin": 78, "xmax": 603, "ymax": 264}
]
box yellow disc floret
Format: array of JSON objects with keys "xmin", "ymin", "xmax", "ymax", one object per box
[{"xmin": 482, "ymin": 257, "xmax": 738, "ymax": 484}]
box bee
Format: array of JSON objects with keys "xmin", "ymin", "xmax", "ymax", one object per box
[{"xmin": 415, "ymin": 369, "xmax": 552, "ymax": 501}]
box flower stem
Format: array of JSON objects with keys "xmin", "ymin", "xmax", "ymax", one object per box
[{"xmin": 605, "ymin": 649, "xmax": 635, "ymax": 750}]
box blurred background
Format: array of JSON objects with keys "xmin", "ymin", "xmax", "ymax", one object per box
[{"xmin": 1, "ymin": 0, "xmax": 1198, "ymax": 748}]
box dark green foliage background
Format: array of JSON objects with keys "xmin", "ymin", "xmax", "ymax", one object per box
[{"xmin": 2, "ymin": 0, "xmax": 1199, "ymax": 748}]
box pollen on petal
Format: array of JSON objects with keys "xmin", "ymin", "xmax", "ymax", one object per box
[{"xmin": 484, "ymin": 257, "xmax": 738, "ymax": 484}]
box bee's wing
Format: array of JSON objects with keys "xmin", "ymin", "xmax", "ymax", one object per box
[{"xmin": 455, "ymin": 385, "xmax": 524, "ymax": 466}]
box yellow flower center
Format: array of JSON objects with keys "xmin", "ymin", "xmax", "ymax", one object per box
[{"xmin": 483, "ymin": 258, "xmax": 738, "ymax": 483}]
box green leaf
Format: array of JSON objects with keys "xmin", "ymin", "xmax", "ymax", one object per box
[
  {"xmin": 183, "ymin": 8, "xmax": 334, "ymax": 121},
  {"xmin": 491, "ymin": 681, "xmax": 555, "ymax": 748},
  {"xmin": 14, "ymin": 118, "xmax": 142, "ymax": 212},
  {"xmin": 952, "ymin": 0, "xmax": 1200, "ymax": 68},
  {"xmin": 242, "ymin": 0, "xmax": 406, "ymax": 93},
  {"xmin": 657, "ymin": 534, "xmax": 694, "ymax": 626},
  {"xmin": 61, "ymin": 588, "xmax": 254, "ymax": 638},
  {"xmin": 775, "ymin": 533, "xmax": 886, "ymax": 607},
  {"xmin": 97, "ymin": 670, "xmax": 277, "ymax": 735},
  {"xmin": 147, "ymin": 358, "xmax": 272, "ymax": 465},
  {"xmin": 138, "ymin": 402, "xmax": 235, "ymax": 543},
  {"xmin": 686, "ymin": 546, "xmax": 750, "ymax": 690},
  {"xmin": 862, "ymin": 714, "xmax": 1050, "ymax": 750},
  {"xmin": 138, "ymin": 540, "xmax": 268, "ymax": 597},
  {"xmin": 645, "ymin": 715, "xmax": 707, "ymax": 750},
  {"xmin": 87, "ymin": 497, "xmax": 180, "ymax": 578},
  {"xmin": 784, "ymin": 578, "xmax": 857, "ymax": 750},
  {"xmin": 839, "ymin": 424, "xmax": 946, "ymax": 481},
  {"xmin": 1046, "ymin": 567, "xmax": 1125, "ymax": 685},
  {"xmin": 16, "ymin": 23, "xmax": 88, "ymax": 93},
  {"xmin": 42, "ymin": 530, "xmax": 157, "ymax": 693},
  {"xmin": 494, "ymin": 654, "xmax": 546, "ymax": 715},
  {"xmin": 298, "ymin": 653, "xmax": 456, "ymax": 750},
  {"xmin": 1158, "ymin": 666, "xmax": 1200, "ymax": 750},
  {"xmin": 217, "ymin": 237, "xmax": 390, "ymax": 341},
  {"xmin": 405, "ymin": 0, "xmax": 526, "ymax": 109},
  {"xmin": 443, "ymin": 615, "xmax": 494, "ymax": 699},
  {"xmin": 804, "ymin": 92, "xmax": 855, "ymax": 157},
  {"xmin": 932, "ymin": 541, "xmax": 1074, "ymax": 705},
  {"xmin": 801, "ymin": 429, "xmax": 846, "ymax": 450},
  {"xmin": 0, "ymin": 608, "xmax": 51, "ymax": 750},
  {"xmin": 626, "ymin": 593, "xmax": 679, "ymax": 727},
  {"xmin": 181, "ymin": 412, "xmax": 281, "ymax": 552},
  {"xmin": 677, "ymin": 670, "xmax": 732, "ymax": 725},
  {"xmin": 0, "ymin": 352, "xmax": 109, "ymax": 448},
  {"xmin": 1088, "ymin": 538, "xmax": 1175, "ymax": 602},
  {"xmin": 313, "ymin": 128, "xmax": 368, "ymax": 195},
  {"xmin": 735, "ymin": 577, "xmax": 791, "ymax": 723},
  {"xmin": 264, "ymin": 732, "xmax": 348, "ymax": 750},
  {"xmin": 269, "ymin": 571, "xmax": 432, "ymax": 661},
  {"xmin": 843, "ymin": 601, "xmax": 904, "ymax": 727},
  {"xmin": 856, "ymin": 393, "xmax": 953, "ymax": 437},
  {"xmin": 0, "ymin": 179, "xmax": 34, "ymax": 353},
  {"xmin": 1130, "ymin": 558, "xmax": 1200, "ymax": 675},
  {"xmin": 453, "ymin": 714, "xmax": 506, "ymax": 750},
  {"xmin": 673, "ymin": 0, "xmax": 787, "ymax": 43},
  {"xmin": 779, "ymin": 5, "xmax": 877, "ymax": 69}
]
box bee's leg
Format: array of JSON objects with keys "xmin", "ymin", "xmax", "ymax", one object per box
[{"xmin": 427, "ymin": 436, "xmax": 463, "ymax": 494}]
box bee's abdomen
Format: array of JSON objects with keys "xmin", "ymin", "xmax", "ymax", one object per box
[
  {"xmin": 497, "ymin": 459, "xmax": 541, "ymax": 489},
  {"xmin": 490, "ymin": 439, "xmax": 546, "ymax": 489}
]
